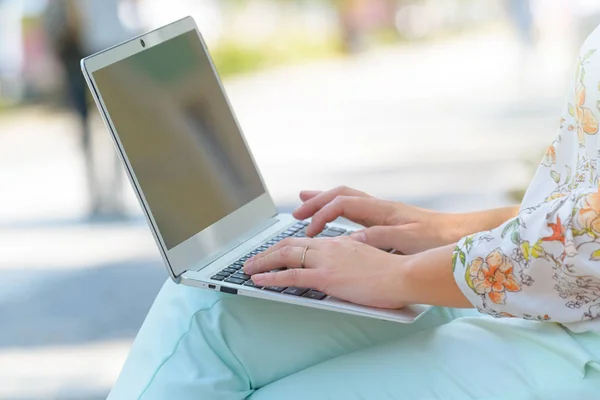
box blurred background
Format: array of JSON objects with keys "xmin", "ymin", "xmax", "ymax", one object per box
[{"xmin": 1, "ymin": 0, "xmax": 600, "ymax": 398}]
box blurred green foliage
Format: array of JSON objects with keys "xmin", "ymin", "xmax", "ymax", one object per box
[
  {"xmin": 213, "ymin": 0, "xmax": 399, "ymax": 76},
  {"xmin": 212, "ymin": 35, "xmax": 344, "ymax": 77},
  {"xmin": 0, "ymin": 98, "xmax": 9, "ymax": 113},
  {"xmin": 211, "ymin": 43, "xmax": 269, "ymax": 77}
]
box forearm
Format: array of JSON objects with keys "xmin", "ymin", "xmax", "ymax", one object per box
[
  {"xmin": 401, "ymin": 244, "xmax": 473, "ymax": 308},
  {"xmin": 448, "ymin": 205, "xmax": 520, "ymax": 241}
]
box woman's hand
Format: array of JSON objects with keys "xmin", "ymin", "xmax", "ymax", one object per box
[
  {"xmin": 293, "ymin": 186, "xmax": 460, "ymax": 255},
  {"xmin": 243, "ymin": 236, "xmax": 409, "ymax": 309},
  {"xmin": 243, "ymin": 237, "xmax": 473, "ymax": 310}
]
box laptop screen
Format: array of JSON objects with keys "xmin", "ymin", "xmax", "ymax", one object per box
[{"xmin": 93, "ymin": 31, "xmax": 266, "ymax": 250}]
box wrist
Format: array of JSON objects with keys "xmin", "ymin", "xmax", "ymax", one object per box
[
  {"xmin": 446, "ymin": 205, "xmax": 520, "ymax": 241},
  {"xmin": 397, "ymin": 245, "xmax": 473, "ymax": 308},
  {"xmin": 439, "ymin": 212, "xmax": 465, "ymax": 245},
  {"xmin": 431, "ymin": 210, "xmax": 471, "ymax": 247},
  {"xmin": 398, "ymin": 253, "xmax": 420, "ymax": 305}
]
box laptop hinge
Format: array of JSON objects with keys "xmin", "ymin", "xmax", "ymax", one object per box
[{"xmin": 181, "ymin": 216, "xmax": 280, "ymax": 276}]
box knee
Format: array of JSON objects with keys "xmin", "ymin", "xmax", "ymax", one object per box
[
  {"xmin": 154, "ymin": 279, "xmax": 225, "ymax": 311},
  {"xmin": 139, "ymin": 280, "xmax": 232, "ymax": 337}
]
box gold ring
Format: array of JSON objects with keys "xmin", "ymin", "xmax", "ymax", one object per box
[{"xmin": 300, "ymin": 245, "xmax": 309, "ymax": 268}]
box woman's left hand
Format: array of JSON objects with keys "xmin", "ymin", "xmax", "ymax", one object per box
[{"xmin": 243, "ymin": 236, "xmax": 408, "ymax": 309}]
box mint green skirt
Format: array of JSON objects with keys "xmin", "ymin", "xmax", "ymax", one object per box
[{"xmin": 108, "ymin": 280, "xmax": 600, "ymax": 400}]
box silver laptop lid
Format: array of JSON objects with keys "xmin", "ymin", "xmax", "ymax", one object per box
[{"xmin": 81, "ymin": 17, "xmax": 277, "ymax": 280}]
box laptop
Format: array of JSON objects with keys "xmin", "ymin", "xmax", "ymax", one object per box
[{"xmin": 81, "ymin": 16, "xmax": 430, "ymax": 323}]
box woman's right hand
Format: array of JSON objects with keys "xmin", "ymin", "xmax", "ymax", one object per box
[{"xmin": 293, "ymin": 186, "xmax": 462, "ymax": 255}]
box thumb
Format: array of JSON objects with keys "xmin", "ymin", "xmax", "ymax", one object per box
[{"xmin": 350, "ymin": 226, "xmax": 401, "ymax": 251}]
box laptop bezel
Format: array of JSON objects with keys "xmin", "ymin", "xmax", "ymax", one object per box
[{"xmin": 81, "ymin": 16, "xmax": 278, "ymax": 281}]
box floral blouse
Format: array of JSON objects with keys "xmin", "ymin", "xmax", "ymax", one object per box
[{"xmin": 452, "ymin": 27, "xmax": 600, "ymax": 333}]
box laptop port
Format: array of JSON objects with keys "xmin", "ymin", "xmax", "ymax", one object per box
[{"xmin": 220, "ymin": 286, "xmax": 238, "ymax": 295}]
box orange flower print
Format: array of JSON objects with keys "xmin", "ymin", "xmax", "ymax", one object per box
[
  {"xmin": 568, "ymin": 85, "xmax": 599, "ymax": 145},
  {"xmin": 545, "ymin": 192, "xmax": 567, "ymax": 202},
  {"xmin": 542, "ymin": 145, "xmax": 556, "ymax": 167},
  {"xmin": 577, "ymin": 191, "xmax": 600, "ymax": 237},
  {"xmin": 468, "ymin": 249, "xmax": 521, "ymax": 305},
  {"xmin": 542, "ymin": 216, "xmax": 566, "ymax": 244}
]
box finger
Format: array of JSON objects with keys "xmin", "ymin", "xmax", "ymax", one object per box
[
  {"xmin": 252, "ymin": 268, "xmax": 321, "ymax": 290},
  {"xmin": 299, "ymin": 190, "xmax": 322, "ymax": 202},
  {"xmin": 251, "ymin": 237, "xmax": 314, "ymax": 261},
  {"xmin": 306, "ymin": 197, "xmax": 394, "ymax": 237},
  {"xmin": 292, "ymin": 186, "xmax": 370, "ymax": 220},
  {"xmin": 306, "ymin": 196, "xmax": 367, "ymax": 237},
  {"xmin": 244, "ymin": 240, "xmax": 318, "ymax": 275},
  {"xmin": 244, "ymin": 246, "xmax": 313, "ymax": 275},
  {"xmin": 350, "ymin": 226, "xmax": 402, "ymax": 250}
]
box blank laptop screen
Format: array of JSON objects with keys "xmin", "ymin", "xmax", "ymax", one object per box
[{"xmin": 93, "ymin": 31, "xmax": 265, "ymax": 250}]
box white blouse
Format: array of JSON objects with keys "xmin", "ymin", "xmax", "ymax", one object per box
[{"xmin": 453, "ymin": 26, "xmax": 600, "ymax": 333}]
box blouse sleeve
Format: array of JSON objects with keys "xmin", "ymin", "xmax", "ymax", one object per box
[
  {"xmin": 451, "ymin": 27, "xmax": 600, "ymax": 330},
  {"xmin": 452, "ymin": 188, "xmax": 600, "ymax": 325}
]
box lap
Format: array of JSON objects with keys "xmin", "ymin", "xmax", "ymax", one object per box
[
  {"xmin": 109, "ymin": 280, "xmax": 600, "ymax": 400},
  {"xmin": 252, "ymin": 316, "xmax": 600, "ymax": 399}
]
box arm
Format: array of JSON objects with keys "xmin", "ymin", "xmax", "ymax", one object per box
[
  {"xmin": 395, "ymin": 206, "xmax": 522, "ymax": 308},
  {"xmin": 448, "ymin": 206, "xmax": 520, "ymax": 242},
  {"xmin": 244, "ymin": 204, "xmax": 523, "ymax": 310},
  {"xmin": 401, "ymin": 189, "xmax": 600, "ymax": 325},
  {"xmin": 294, "ymin": 185, "xmax": 520, "ymax": 255},
  {"xmin": 248, "ymin": 197, "xmax": 596, "ymax": 320}
]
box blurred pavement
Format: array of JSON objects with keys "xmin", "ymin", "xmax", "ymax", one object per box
[{"xmin": 0, "ymin": 28, "xmax": 574, "ymax": 399}]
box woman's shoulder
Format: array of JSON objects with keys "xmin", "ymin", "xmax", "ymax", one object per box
[{"xmin": 581, "ymin": 24, "xmax": 600, "ymax": 57}]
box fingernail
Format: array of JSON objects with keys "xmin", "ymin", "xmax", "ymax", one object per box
[
  {"xmin": 243, "ymin": 258, "xmax": 254, "ymax": 271},
  {"xmin": 351, "ymin": 231, "xmax": 367, "ymax": 243},
  {"xmin": 252, "ymin": 274, "xmax": 266, "ymax": 284}
]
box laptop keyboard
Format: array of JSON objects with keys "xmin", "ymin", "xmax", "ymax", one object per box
[{"xmin": 210, "ymin": 221, "xmax": 351, "ymax": 301}]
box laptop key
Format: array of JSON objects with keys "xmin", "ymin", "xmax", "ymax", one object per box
[
  {"xmin": 232, "ymin": 272, "xmax": 251, "ymax": 280},
  {"xmin": 211, "ymin": 275, "xmax": 226, "ymax": 281},
  {"xmin": 243, "ymin": 280, "xmax": 263, "ymax": 289},
  {"xmin": 282, "ymin": 287, "xmax": 309, "ymax": 296},
  {"xmin": 223, "ymin": 267, "xmax": 237, "ymax": 274},
  {"xmin": 320, "ymin": 229, "xmax": 343, "ymax": 237},
  {"xmin": 302, "ymin": 290, "xmax": 328, "ymax": 300},
  {"xmin": 224, "ymin": 277, "xmax": 246, "ymax": 285},
  {"xmin": 264, "ymin": 286, "xmax": 286, "ymax": 293}
]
